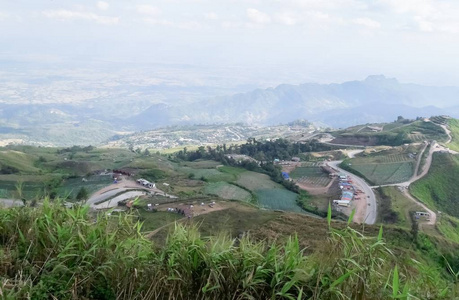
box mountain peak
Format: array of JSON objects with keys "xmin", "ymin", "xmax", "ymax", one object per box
[{"xmin": 364, "ymin": 75, "xmax": 398, "ymax": 84}]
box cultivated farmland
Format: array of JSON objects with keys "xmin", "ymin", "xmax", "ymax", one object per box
[
  {"xmin": 348, "ymin": 162, "xmax": 414, "ymax": 185},
  {"xmin": 343, "ymin": 145, "xmax": 420, "ymax": 185},
  {"xmin": 236, "ymin": 171, "xmax": 280, "ymax": 190},
  {"xmin": 256, "ymin": 189, "xmax": 304, "ymax": 213},
  {"xmin": 236, "ymin": 171, "xmax": 306, "ymax": 213},
  {"xmin": 290, "ymin": 167, "xmax": 331, "ymax": 187},
  {"xmin": 182, "ymin": 167, "xmax": 235, "ymax": 182},
  {"xmin": 204, "ymin": 182, "xmax": 252, "ymax": 202}
]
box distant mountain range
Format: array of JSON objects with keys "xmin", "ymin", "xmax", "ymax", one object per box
[
  {"xmin": 131, "ymin": 75, "xmax": 459, "ymax": 129},
  {"xmin": 1, "ymin": 75, "xmax": 459, "ymax": 146}
]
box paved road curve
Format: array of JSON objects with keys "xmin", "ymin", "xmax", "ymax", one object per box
[{"xmin": 328, "ymin": 160, "xmax": 377, "ymax": 225}]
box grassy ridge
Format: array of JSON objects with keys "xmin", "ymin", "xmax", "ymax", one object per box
[
  {"xmin": 411, "ymin": 153, "xmax": 459, "ymax": 217},
  {"xmin": 377, "ymin": 186, "xmax": 423, "ymax": 228},
  {"xmin": 333, "ymin": 120, "xmax": 448, "ymax": 146},
  {"xmin": 448, "ymin": 118, "xmax": 459, "ymax": 152}
]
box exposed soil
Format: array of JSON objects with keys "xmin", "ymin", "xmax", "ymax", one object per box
[
  {"xmin": 280, "ymin": 162, "xmax": 301, "ymax": 173},
  {"xmin": 296, "ymin": 177, "xmax": 338, "ymax": 196}
]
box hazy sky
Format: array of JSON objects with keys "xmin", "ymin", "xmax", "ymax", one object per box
[{"xmin": 1, "ymin": 0, "xmax": 459, "ymax": 85}]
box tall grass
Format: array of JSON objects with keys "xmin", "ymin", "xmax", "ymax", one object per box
[{"xmin": 0, "ymin": 200, "xmax": 455, "ymax": 299}]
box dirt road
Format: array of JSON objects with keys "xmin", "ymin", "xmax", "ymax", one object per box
[
  {"xmin": 86, "ymin": 177, "xmax": 176, "ymax": 209},
  {"xmin": 402, "ymin": 189, "xmax": 436, "ymax": 226}
]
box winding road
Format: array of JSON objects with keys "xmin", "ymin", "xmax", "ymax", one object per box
[
  {"xmin": 86, "ymin": 177, "xmax": 176, "ymax": 209},
  {"xmin": 327, "ymin": 160, "xmax": 377, "ymax": 225}
]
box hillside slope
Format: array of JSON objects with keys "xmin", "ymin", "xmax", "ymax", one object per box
[{"xmin": 411, "ymin": 153, "xmax": 459, "ymax": 217}]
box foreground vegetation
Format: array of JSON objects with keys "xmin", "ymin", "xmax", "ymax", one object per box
[{"xmin": 1, "ymin": 201, "xmax": 458, "ymax": 299}]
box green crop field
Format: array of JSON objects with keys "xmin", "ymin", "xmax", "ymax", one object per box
[
  {"xmin": 290, "ymin": 167, "xmax": 331, "ymax": 187},
  {"xmin": 351, "ymin": 153, "xmax": 413, "ymax": 164},
  {"xmin": 235, "ymin": 171, "xmax": 308, "ymax": 213},
  {"xmin": 349, "ymin": 162, "xmax": 414, "ymax": 185},
  {"xmin": 344, "ymin": 146, "xmax": 419, "ymax": 185},
  {"xmin": 290, "ymin": 167, "xmax": 324, "ymax": 178},
  {"xmin": 256, "ymin": 189, "xmax": 305, "ymax": 213},
  {"xmin": 204, "ymin": 182, "xmax": 252, "ymax": 202},
  {"xmin": 236, "ymin": 171, "xmax": 280, "ymax": 190},
  {"xmin": 183, "ymin": 168, "xmax": 235, "ymax": 182},
  {"xmin": 181, "ymin": 160, "xmax": 221, "ymax": 169}
]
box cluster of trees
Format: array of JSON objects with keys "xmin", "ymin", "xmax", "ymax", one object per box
[
  {"xmin": 175, "ymin": 138, "xmax": 334, "ymax": 162},
  {"xmin": 57, "ymin": 145, "xmax": 94, "ymax": 154}
]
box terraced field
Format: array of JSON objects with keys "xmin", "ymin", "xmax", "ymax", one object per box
[
  {"xmin": 290, "ymin": 167, "xmax": 331, "ymax": 187},
  {"xmin": 407, "ymin": 133, "xmax": 427, "ymax": 142},
  {"xmin": 349, "ymin": 162, "xmax": 414, "ymax": 185},
  {"xmin": 351, "ymin": 153, "xmax": 412, "ymax": 164}
]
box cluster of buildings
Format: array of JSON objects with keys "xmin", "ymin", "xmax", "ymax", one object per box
[{"xmin": 333, "ymin": 173, "xmax": 359, "ymax": 207}]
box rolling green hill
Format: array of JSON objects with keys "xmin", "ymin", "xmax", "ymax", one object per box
[{"xmin": 331, "ymin": 120, "xmax": 448, "ymax": 146}]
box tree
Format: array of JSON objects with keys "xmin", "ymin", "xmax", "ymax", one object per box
[
  {"xmin": 144, "ymin": 148, "xmax": 151, "ymax": 156},
  {"xmin": 76, "ymin": 187, "xmax": 89, "ymax": 201}
]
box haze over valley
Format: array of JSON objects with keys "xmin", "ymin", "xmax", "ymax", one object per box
[{"xmin": 2, "ymin": 60, "xmax": 459, "ymax": 146}]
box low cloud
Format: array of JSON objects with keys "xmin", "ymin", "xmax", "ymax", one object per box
[
  {"xmin": 0, "ymin": 12, "xmax": 10, "ymax": 21},
  {"xmin": 97, "ymin": 1, "xmax": 109, "ymax": 11},
  {"xmin": 246, "ymin": 8, "xmax": 271, "ymax": 24},
  {"xmin": 352, "ymin": 17, "xmax": 381, "ymax": 29},
  {"xmin": 43, "ymin": 9, "xmax": 119, "ymax": 25},
  {"xmin": 137, "ymin": 5, "xmax": 161, "ymax": 16},
  {"xmin": 275, "ymin": 12, "xmax": 298, "ymax": 26},
  {"xmin": 204, "ymin": 12, "xmax": 218, "ymax": 20}
]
